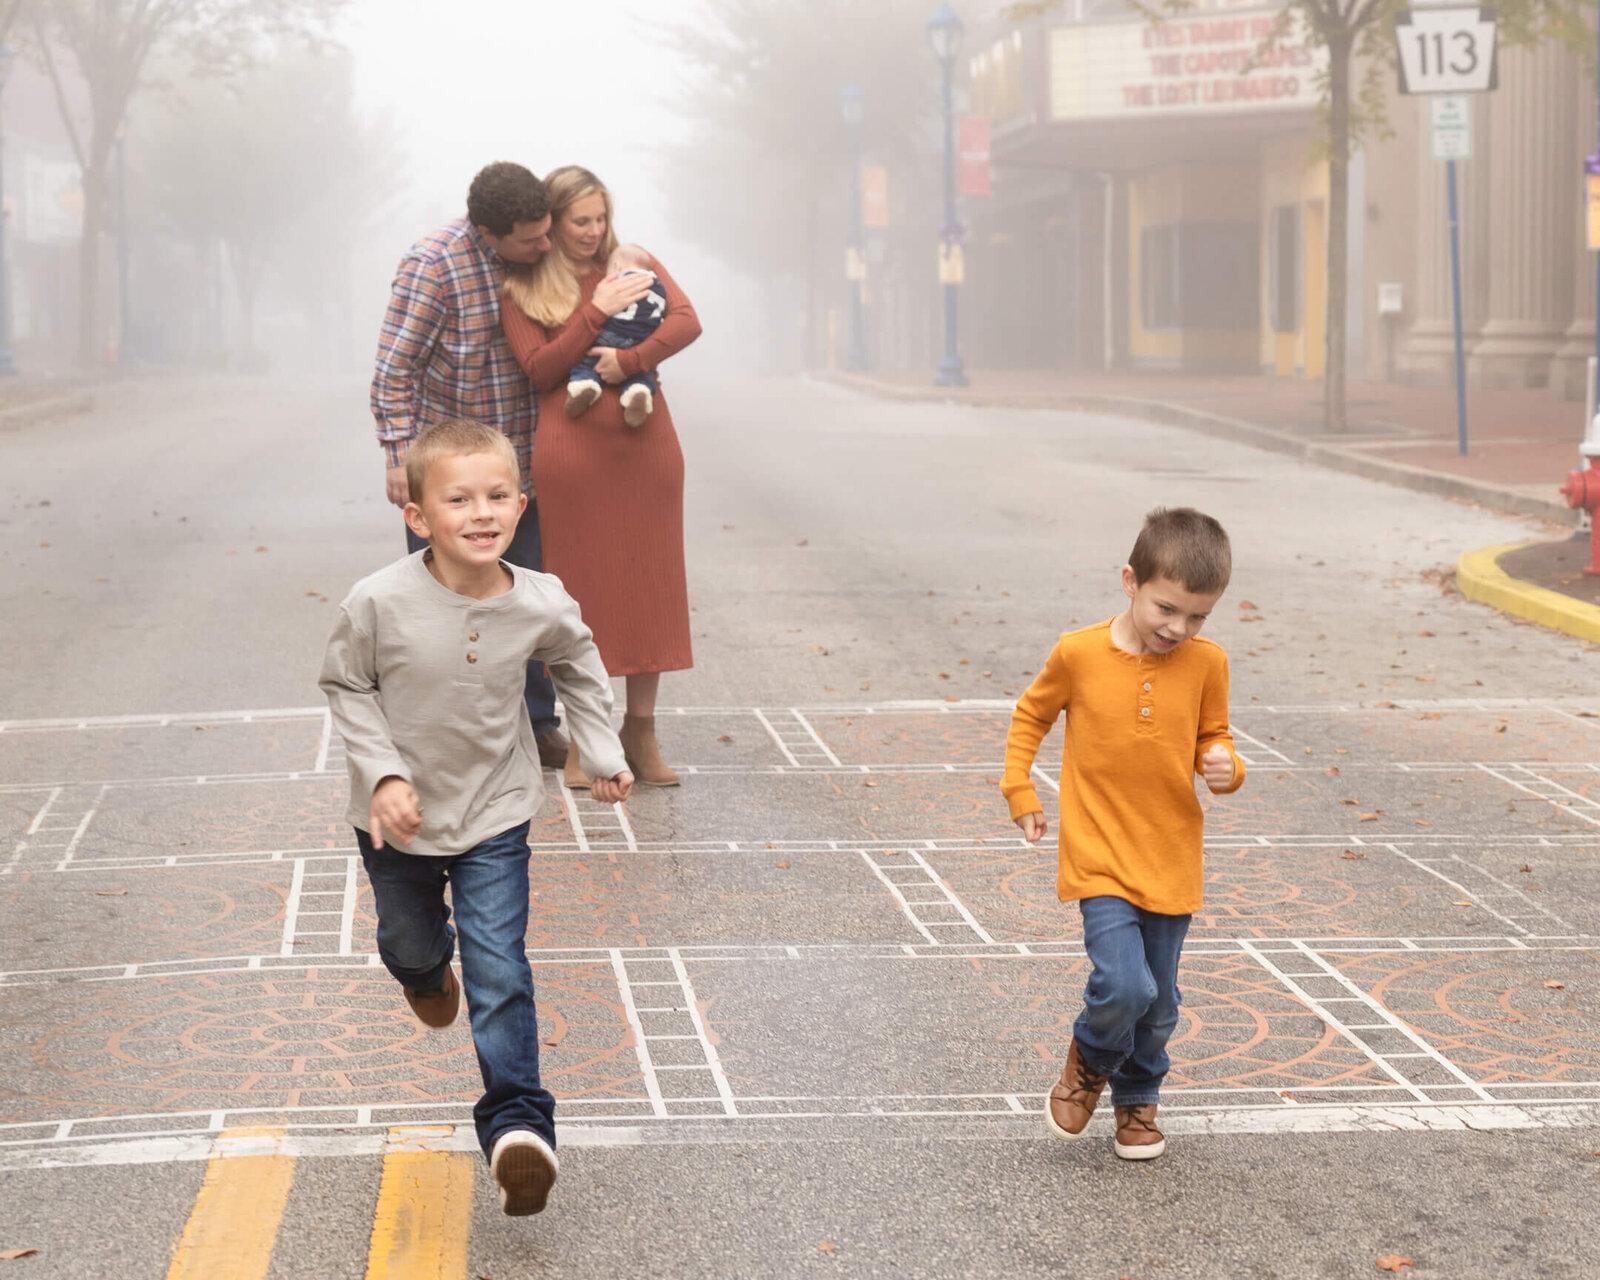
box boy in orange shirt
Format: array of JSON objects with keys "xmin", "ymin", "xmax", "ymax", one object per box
[{"xmin": 1000, "ymin": 507, "xmax": 1246, "ymax": 1160}]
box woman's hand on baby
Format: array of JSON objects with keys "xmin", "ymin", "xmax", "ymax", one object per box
[
  {"xmin": 590, "ymin": 772, "xmax": 634, "ymax": 805},
  {"xmin": 591, "ymin": 272, "xmax": 654, "ymax": 317},
  {"xmin": 1201, "ymin": 744, "xmax": 1236, "ymax": 792},
  {"xmin": 1015, "ymin": 810, "xmax": 1047, "ymax": 844},
  {"xmin": 588, "ymin": 347, "xmax": 625, "ymax": 383}
]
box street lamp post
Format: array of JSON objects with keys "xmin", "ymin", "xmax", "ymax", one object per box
[
  {"xmin": 928, "ymin": 5, "xmax": 967, "ymax": 387},
  {"xmin": 840, "ymin": 84, "xmax": 868, "ymax": 372},
  {"xmin": 0, "ymin": 43, "xmax": 19, "ymax": 376},
  {"xmin": 116, "ymin": 116, "xmax": 132, "ymax": 365}
]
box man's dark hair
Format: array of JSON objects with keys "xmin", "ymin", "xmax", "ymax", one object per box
[
  {"xmin": 1128, "ymin": 506, "xmax": 1232, "ymax": 594},
  {"xmin": 467, "ymin": 163, "xmax": 549, "ymax": 237}
]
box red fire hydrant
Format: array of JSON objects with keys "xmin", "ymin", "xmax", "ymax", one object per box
[{"xmin": 1560, "ymin": 455, "xmax": 1600, "ymax": 575}]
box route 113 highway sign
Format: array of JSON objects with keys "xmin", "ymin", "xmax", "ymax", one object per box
[{"xmin": 1396, "ymin": 7, "xmax": 1498, "ymax": 94}]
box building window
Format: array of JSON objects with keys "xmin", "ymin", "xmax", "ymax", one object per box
[
  {"xmin": 1141, "ymin": 222, "xmax": 1260, "ymax": 331},
  {"xmin": 969, "ymin": 31, "xmax": 1026, "ymax": 120},
  {"xmin": 1269, "ymin": 205, "xmax": 1299, "ymax": 334}
]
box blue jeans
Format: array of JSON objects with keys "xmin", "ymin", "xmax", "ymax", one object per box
[
  {"xmin": 569, "ymin": 328, "xmax": 657, "ymax": 398},
  {"xmin": 356, "ymin": 821, "xmax": 556, "ymax": 1157},
  {"xmin": 405, "ymin": 500, "xmax": 559, "ymax": 736},
  {"xmin": 1072, "ymin": 895, "xmax": 1192, "ymax": 1107}
]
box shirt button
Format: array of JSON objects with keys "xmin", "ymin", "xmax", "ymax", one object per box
[
  {"xmin": 1143, "ymin": 682, "xmax": 1151, "ymax": 692},
  {"xmin": 466, "ymin": 652, "xmax": 478, "ymax": 664},
  {"xmin": 469, "ymin": 631, "xmax": 480, "ymax": 642},
  {"xmin": 1140, "ymin": 707, "xmax": 1151, "ymax": 717}
]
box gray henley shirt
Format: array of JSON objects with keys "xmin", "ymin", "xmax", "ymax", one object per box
[{"xmin": 319, "ymin": 551, "xmax": 629, "ymax": 857}]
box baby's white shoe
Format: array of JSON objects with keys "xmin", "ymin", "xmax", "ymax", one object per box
[
  {"xmin": 565, "ymin": 379, "xmax": 602, "ymax": 418},
  {"xmin": 620, "ymin": 384, "xmax": 653, "ymax": 428}
]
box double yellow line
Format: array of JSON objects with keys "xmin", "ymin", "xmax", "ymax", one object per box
[{"xmin": 166, "ymin": 1126, "xmax": 477, "ymax": 1280}]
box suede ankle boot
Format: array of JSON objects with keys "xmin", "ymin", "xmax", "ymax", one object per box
[
  {"xmin": 619, "ymin": 714, "xmax": 679, "ymax": 787},
  {"xmin": 563, "ymin": 749, "xmax": 590, "ymax": 791}
]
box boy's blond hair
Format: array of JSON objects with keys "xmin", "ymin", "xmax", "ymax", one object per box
[
  {"xmin": 1128, "ymin": 506, "xmax": 1232, "ymax": 594},
  {"xmin": 405, "ymin": 419, "xmax": 520, "ymax": 503}
]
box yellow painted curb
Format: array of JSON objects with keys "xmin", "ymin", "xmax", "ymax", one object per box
[{"xmin": 1456, "ymin": 542, "xmax": 1600, "ymax": 645}]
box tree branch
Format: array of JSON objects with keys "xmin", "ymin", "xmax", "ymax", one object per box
[{"xmin": 32, "ymin": 15, "xmax": 88, "ymax": 170}]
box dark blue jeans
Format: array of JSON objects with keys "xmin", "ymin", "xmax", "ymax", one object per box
[
  {"xmin": 1073, "ymin": 895, "xmax": 1192, "ymax": 1107},
  {"xmin": 569, "ymin": 328, "xmax": 657, "ymax": 398},
  {"xmin": 405, "ymin": 500, "xmax": 559, "ymax": 735},
  {"xmin": 356, "ymin": 821, "xmax": 556, "ymax": 1157}
]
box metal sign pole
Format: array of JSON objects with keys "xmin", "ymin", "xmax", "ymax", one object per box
[{"xmin": 1447, "ymin": 157, "xmax": 1469, "ymax": 456}]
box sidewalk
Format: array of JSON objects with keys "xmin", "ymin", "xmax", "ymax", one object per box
[
  {"xmin": 827, "ymin": 367, "xmax": 1588, "ymax": 523},
  {"xmin": 0, "ymin": 371, "xmax": 106, "ymax": 430}
]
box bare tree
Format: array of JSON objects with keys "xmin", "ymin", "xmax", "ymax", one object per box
[
  {"xmin": 29, "ymin": 0, "xmax": 343, "ymax": 366},
  {"xmin": 1008, "ymin": 0, "xmax": 1591, "ymax": 431}
]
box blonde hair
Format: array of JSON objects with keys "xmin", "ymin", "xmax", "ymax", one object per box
[
  {"xmin": 504, "ymin": 166, "xmax": 620, "ymax": 328},
  {"xmin": 406, "ymin": 418, "xmax": 520, "ymax": 503}
]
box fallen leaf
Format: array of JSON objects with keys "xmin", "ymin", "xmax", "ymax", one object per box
[
  {"xmin": 796, "ymin": 538, "xmax": 809, "ymax": 547},
  {"xmin": 1419, "ymin": 630, "xmax": 1434, "ymax": 637},
  {"xmin": 1496, "ymin": 724, "xmax": 1507, "ymax": 733},
  {"xmin": 774, "ymin": 861, "xmax": 791, "ymax": 869},
  {"xmin": 1454, "ymin": 900, "xmax": 1475, "ymax": 906},
  {"xmin": 1545, "ymin": 980, "xmax": 1566, "ymax": 990},
  {"xmin": 1335, "ymin": 747, "xmax": 1349, "ymax": 755},
  {"xmin": 255, "ymin": 545, "xmax": 268, "ymax": 552},
  {"xmin": 93, "ymin": 890, "xmax": 128, "ymax": 897},
  {"xmin": 1375, "ymin": 1258, "xmax": 1415, "ymax": 1274},
  {"xmin": 1415, "ymin": 820, "xmax": 1432, "ymax": 827},
  {"xmin": 1414, "ymin": 676, "xmax": 1435, "ymax": 683},
  {"xmin": 305, "ymin": 589, "xmax": 320, "ymax": 597},
  {"xmin": 763, "ymin": 842, "xmax": 775, "ymax": 849},
  {"xmin": 1358, "ymin": 813, "xmax": 1380, "ymax": 822},
  {"xmin": 0, "ymin": 1249, "xmax": 40, "ymax": 1260},
  {"xmin": 1341, "ymin": 799, "xmax": 1360, "ymax": 806},
  {"xmin": 1417, "ymin": 712, "xmax": 1442, "ymax": 721},
  {"xmin": 945, "ymin": 696, "xmax": 960, "ymax": 703},
  {"xmin": 1375, "ymin": 701, "xmax": 1397, "ymax": 709},
  {"xmin": 862, "ymin": 780, "xmax": 878, "ymax": 788},
  {"xmin": 1324, "ymin": 767, "xmax": 1340, "ymax": 776},
  {"xmin": 1238, "ymin": 600, "xmax": 1258, "ymax": 610},
  {"xmin": 938, "ymin": 672, "xmax": 951, "ymax": 679},
  {"xmin": 717, "ymin": 735, "xmax": 732, "ymax": 743},
  {"xmin": 1519, "ymin": 865, "xmax": 1533, "ymax": 873},
  {"xmin": 1341, "ymin": 850, "xmax": 1367, "ymax": 860},
  {"xmin": 817, "ymin": 1241, "xmax": 837, "ymax": 1254},
  {"xmin": 1304, "ymin": 747, "xmax": 1313, "ymax": 755}
]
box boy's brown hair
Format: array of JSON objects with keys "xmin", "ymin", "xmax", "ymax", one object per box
[
  {"xmin": 405, "ymin": 419, "xmax": 520, "ymax": 503},
  {"xmin": 1128, "ymin": 506, "xmax": 1232, "ymax": 594}
]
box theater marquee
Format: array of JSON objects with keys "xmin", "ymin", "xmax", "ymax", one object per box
[{"xmin": 1050, "ymin": 12, "xmax": 1324, "ymax": 120}]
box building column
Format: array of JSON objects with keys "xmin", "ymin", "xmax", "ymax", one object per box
[
  {"xmin": 1468, "ymin": 41, "xmax": 1577, "ymax": 388},
  {"xmin": 1550, "ymin": 65, "xmax": 1597, "ymax": 402},
  {"xmin": 1397, "ymin": 94, "xmax": 1491, "ymax": 384}
]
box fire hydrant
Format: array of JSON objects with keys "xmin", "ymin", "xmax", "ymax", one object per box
[{"xmin": 1560, "ymin": 416, "xmax": 1600, "ymax": 573}]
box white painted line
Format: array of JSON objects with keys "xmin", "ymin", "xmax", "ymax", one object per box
[
  {"xmin": 752, "ymin": 708, "xmax": 802, "ymax": 767},
  {"xmin": 611, "ymin": 949, "xmax": 668, "ymax": 1119},
  {"xmin": 904, "ymin": 849, "xmax": 996, "ymax": 944},
  {"xmin": 561, "ymin": 784, "xmax": 591, "ymax": 853},
  {"xmin": 280, "ymin": 859, "xmax": 307, "ymax": 958},
  {"xmin": 312, "ymin": 708, "xmax": 334, "ymax": 774},
  {"xmin": 1476, "ymin": 761, "xmax": 1600, "ymax": 829},
  {"xmin": 54, "ymin": 788, "xmax": 104, "ymax": 871},
  {"xmin": 339, "ymin": 857, "xmax": 359, "ymax": 956},
  {"xmin": 788, "ymin": 709, "xmax": 843, "ymax": 767},
  {"xmin": 1382, "ymin": 844, "xmax": 1535, "ymax": 936},
  {"xmin": 669, "ymin": 949, "xmax": 738, "ymax": 1117},
  {"xmin": 1230, "ymin": 727, "xmax": 1295, "ymax": 767},
  {"xmin": 860, "ymin": 851, "xmax": 941, "ymax": 945}
]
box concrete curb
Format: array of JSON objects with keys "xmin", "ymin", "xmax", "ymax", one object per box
[
  {"xmin": 0, "ymin": 391, "xmax": 96, "ymax": 432},
  {"xmin": 823, "ymin": 372, "xmax": 1576, "ymax": 525},
  {"xmin": 1456, "ymin": 542, "xmax": 1600, "ymax": 644}
]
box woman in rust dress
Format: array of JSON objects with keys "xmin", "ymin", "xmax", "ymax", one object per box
[{"xmin": 501, "ymin": 166, "xmax": 702, "ymax": 788}]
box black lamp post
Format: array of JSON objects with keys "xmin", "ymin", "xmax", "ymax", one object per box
[
  {"xmin": 0, "ymin": 43, "xmax": 18, "ymax": 376},
  {"xmin": 840, "ymin": 84, "xmax": 868, "ymax": 371},
  {"xmin": 928, "ymin": 5, "xmax": 967, "ymax": 387}
]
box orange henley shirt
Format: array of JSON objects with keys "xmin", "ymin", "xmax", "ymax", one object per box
[{"xmin": 1000, "ymin": 619, "xmax": 1245, "ymax": 916}]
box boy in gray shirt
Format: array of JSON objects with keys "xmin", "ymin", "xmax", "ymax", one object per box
[{"xmin": 320, "ymin": 418, "xmax": 632, "ymax": 1216}]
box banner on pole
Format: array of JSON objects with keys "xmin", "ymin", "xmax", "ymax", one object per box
[
  {"xmin": 958, "ymin": 118, "xmax": 991, "ymax": 196},
  {"xmin": 862, "ymin": 166, "xmax": 889, "ymax": 229},
  {"xmin": 1587, "ymin": 156, "xmax": 1600, "ymax": 252}
]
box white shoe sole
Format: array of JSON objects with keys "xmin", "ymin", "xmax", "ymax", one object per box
[
  {"xmin": 1114, "ymin": 1136, "xmax": 1166, "ymax": 1160},
  {"xmin": 490, "ymin": 1130, "xmax": 559, "ymax": 1216},
  {"xmin": 1044, "ymin": 1102, "xmax": 1090, "ymax": 1143}
]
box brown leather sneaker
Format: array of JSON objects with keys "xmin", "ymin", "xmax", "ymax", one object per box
[
  {"xmin": 1113, "ymin": 1104, "xmax": 1166, "ymax": 1160},
  {"xmin": 403, "ymin": 965, "xmax": 460, "ymax": 1029},
  {"xmin": 1045, "ymin": 1037, "xmax": 1111, "ymax": 1141}
]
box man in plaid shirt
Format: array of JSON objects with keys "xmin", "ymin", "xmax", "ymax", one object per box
[{"xmin": 371, "ymin": 162, "xmax": 569, "ymax": 766}]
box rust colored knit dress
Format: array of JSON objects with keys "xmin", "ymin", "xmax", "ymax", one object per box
[{"xmin": 502, "ymin": 258, "xmax": 700, "ymax": 676}]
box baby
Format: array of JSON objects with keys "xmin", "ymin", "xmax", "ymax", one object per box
[{"xmin": 566, "ymin": 243, "xmax": 668, "ymax": 428}]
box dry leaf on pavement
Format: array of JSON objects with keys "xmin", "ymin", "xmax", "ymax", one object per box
[
  {"xmin": 1375, "ymin": 1258, "xmax": 1415, "ymax": 1273},
  {"xmin": 717, "ymin": 735, "xmax": 732, "ymax": 743},
  {"xmin": 93, "ymin": 890, "xmax": 128, "ymax": 897},
  {"xmin": 774, "ymin": 862, "xmax": 791, "ymax": 870},
  {"xmin": 1341, "ymin": 851, "xmax": 1366, "ymax": 860},
  {"xmin": 817, "ymin": 1241, "xmax": 837, "ymax": 1254},
  {"xmin": 1358, "ymin": 813, "xmax": 1380, "ymax": 822},
  {"xmin": 0, "ymin": 1250, "xmax": 40, "ymax": 1261},
  {"xmin": 1545, "ymin": 980, "xmax": 1565, "ymax": 990}
]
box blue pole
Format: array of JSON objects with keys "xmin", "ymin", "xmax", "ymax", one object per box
[
  {"xmin": 935, "ymin": 54, "xmax": 967, "ymax": 387},
  {"xmin": 1447, "ymin": 157, "xmax": 1468, "ymax": 456}
]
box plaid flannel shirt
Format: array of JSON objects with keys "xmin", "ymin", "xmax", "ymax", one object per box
[{"xmin": 370, "ymin": 218, "xmax": 535, "ymax": 480}]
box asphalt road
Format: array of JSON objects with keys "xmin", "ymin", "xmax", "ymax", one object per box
[{"xmin": 2, "ymin": 370, "xmax": 1598, "ymax": 1280}]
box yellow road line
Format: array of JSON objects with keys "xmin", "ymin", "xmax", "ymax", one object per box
[
  {"xmin": 364, "ymin": 1126, "xmax": 475, "ymax": 1280},
  {"xmin": 167, "ymin": 1127, "xmax": 295, "ymax": 1280}
]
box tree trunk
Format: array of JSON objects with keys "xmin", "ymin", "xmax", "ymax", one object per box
[
  {"xmin": 76, "ymin": 163, "xmax": 107, "ymax": 366},
  {"xmin": 1323, "ymin": 30, "xmax": 1353, "ymax": 433}
]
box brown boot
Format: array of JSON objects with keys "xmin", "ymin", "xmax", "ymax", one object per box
[
  {"xmin": 1045, "ymin": 1037, "xmax": 1111, "ymax": 1141},
  {"xmin": 563, "ymin": 749, "xmax": 590, "ymax": 790},
  {"xmin": 1113, "ymin": 1104, "xmax": 1166, "ymax": 1160},
  {"xmin": 403, "ymin": 965, "xmax": 460, "ymax": 1029},
  {"xmin": 619, "ymin": 714, "xmax": 679, "ymax": 787}
]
